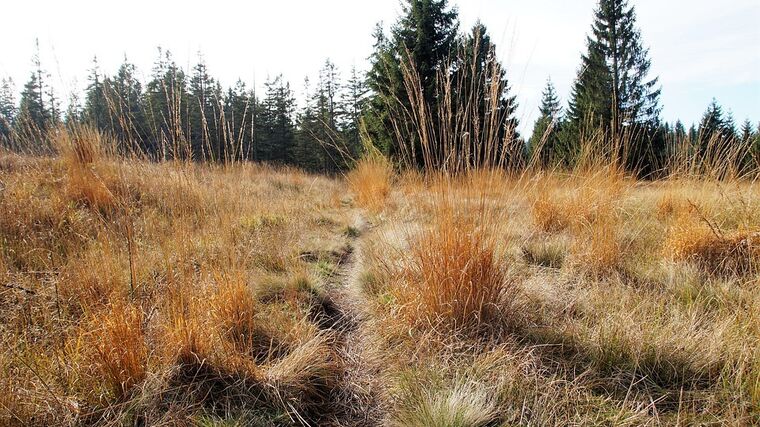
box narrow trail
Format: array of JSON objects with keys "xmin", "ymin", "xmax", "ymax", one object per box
[{"xmin": 312, "ymin": 214, "xmax": 385, "ymax": 426}]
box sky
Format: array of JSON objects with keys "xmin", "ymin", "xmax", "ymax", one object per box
[{"xmin": 1, "ymin": 0, "xmax": 758, "ymax": 135}]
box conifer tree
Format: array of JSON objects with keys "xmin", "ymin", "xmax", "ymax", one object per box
[
  {"xmin": 674, "ymin": 120, "xmax": 686, "ymax": 142},
  {"xmin": 340, "ymin": 66, "xmax": 368, "ymax": 160},
  {"xmin": 223, "ymin": 80, "xmax": 254, "ymax": 162},
  {"xmin": 83, "ymin": 56, "xmax": 112, "ymax": 131},
  {"xmin": 316, "ymin": 59, "xmax": 345, "ymax": 171},
  {"xmin": 257, "ymin": 75, "xmax": 295, "ymax": 164},
  {"xmin": 529, "ymin": 78, "xmax": 563, "ymax": 166},
  {"xmin": 295, "ymin": 60, "xmax": 354, "ymax": 172},
  {"xmin": 189, "ymin": 55, "xmax": 221, "ymax": 161},
  {"xmin": 564, "ymin": 0, "xmax": 661, "ymax": 173},
  {"xmin": 454, "ymin": 23, "xmax": 521, "ymax": 168},
  {"xmin": 0, "ymin": 78, "xmax": 16, "ymax": 145},
  {"xmin": 723, "ymin": 111, "xmax": 738, "ymax": 142},
  {"xmin": 740, "ymin": 119, "xmax": 754, "ymax": 145},
  {"xmin": 144, "ymin": 48, "xmax": 189, "ymax": 159},
  {"xmin": 698, "ymin": 99, "xmax": 727, "ymax": 146},
  {"xmin": 109, "ymin": 58, "xmax": 150, "ymax": 155},
  {"xmin": 696, "ymin": 99, "xmax": 745, "ymax": 170},
  {"xmin": 295, "ymin": 77, "xmax": 328, "ymax": 171},
  {"xmin": 64, "ymin": 91, "xmax": 83, "ymax": 126},
  {"xmin": 16, "ymin": 40, "xmax": 56, "ymax": 146},
  {"xmin": 365, "ymin": 0, "xmax": 459, "ymax": 166}
]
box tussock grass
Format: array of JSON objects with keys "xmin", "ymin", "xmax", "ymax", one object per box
[
  {"xmin": 531, "ymin": 190, "xmax": 571, "ymax": 233},
  {"xmin": 84, "ymin": 302, "xmax": 147, "ymax": 401},
  {"xmin": 347, "ymin": 153, "xmax": 393, "ymax": 213},
  {"xmin": 393, "ymin": 205, "xmax": 509, "ymax": 331},
  {"xmin": 664, "ymin": 212, "xmax": 759, "ymax": 275}
]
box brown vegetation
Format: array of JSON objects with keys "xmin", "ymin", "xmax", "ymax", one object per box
[{"xmin": 1, "ymin": 127, "xmax": 759, "ymax": 425}]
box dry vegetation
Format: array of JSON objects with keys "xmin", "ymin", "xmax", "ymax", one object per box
[{"xmin": 1, "ymin": 128, "xmax": 759, "ymax": 426}]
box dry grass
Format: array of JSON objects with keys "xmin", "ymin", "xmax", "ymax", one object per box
[
  {"xmin": 2, "ymin": 127, "xmax": 760, "ymax": 425},
  {"xmin": 664, "ymin": 211, "xmax": 759, "ymax": 275},
  {"xmin": 346, "ymin": 153, "xmax": 393, "ymax": 213},
  {"xmin": 356, "ymin": 166, "xmax": 759, "ymax": 425},
  {"xmin": 531, "ymin": 190, "xmax": 571, "ymax": 233},
  {"xmin": 570, "ymin": 204, "xmax": 623, "ymax": 275},
  {"xmin": 83, "ymin": 302, "xmax": 147, "ymax": 401},
  {"xmin": 392, "ymin": 205, "xmax": 509, "ymax": 331},
  {"xmin": 0, "ymin": 129, "xmax": 352, "ymax": 425}
]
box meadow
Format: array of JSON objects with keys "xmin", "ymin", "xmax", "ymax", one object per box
[{"xmin": 0, "ymin": 126, "xmax": 757, "ymax": 426}]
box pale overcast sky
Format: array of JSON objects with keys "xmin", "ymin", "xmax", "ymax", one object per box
[{"xmin": 1, "ymin": 0, "xmax": 758, "ymax": 134}]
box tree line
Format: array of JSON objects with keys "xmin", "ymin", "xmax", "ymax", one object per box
[
  {"xmin": 0, "ymin": 47, "xmax": 366, "ymax": 172},
  {"xmin": 0, "ymin": 0, "xmax": 758, "ymax": 176}
]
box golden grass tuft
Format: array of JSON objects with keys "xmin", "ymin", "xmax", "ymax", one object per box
[
  {"xmin": 161, "ymin": 284, "xmax": 213, "ymax": 368},
  {"xmin": 54, "ymin": 125, "xmax": 120, "ymax": 212},
  {"xmin": 531, "ymin": 191, "xmax": 570, "ymax": 233},
  {"xmin": 655, "ymin": 192, "xmax": 690, "ymax": 219},
  {"xmin": 393, "ymin": 205, "xmax": 509, "ymax": 330},
  {"xmin": 570, "ymin": 207, "xmax": 622, "ymax": 275},
  {"xmin": 84, "ymin": 302, "xmax": 147, "ymax": 401},
  {"xmin": 347, "ymin": 154, "xmax": 393, "ymax": 212},
  {"xmin": 211, "ymin": 275, "xmax": 290, "ymax": 363},
  {"xmin": 265, "ymin": 334, "xmax": 338, "ymax": 415},
  {"xmin": 664, "ymin": 213, "xmax": 759, "ymax": 274}
]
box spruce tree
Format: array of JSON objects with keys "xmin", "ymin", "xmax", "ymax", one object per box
[
  {"xmin": 740, "ymin": 119, "xmax": 754, "ymax": 145},
  {"xmin": 109, "ymin": 58, "xmax": 150, "ymax": 155},
  {"xmin": 454, "ymin": 23, "xmax": 521, "ymax": 168},
  {"xmin": 257, "ymin": 75, "xmax": 295, "ymax": 164},
  {"xmin": 698, "ymin": 99, "xmax": 727, "ymax": 147},
  {"xmin": 529, "ymin": 78, "xmax": 563, "ymax": 167},
  {"xmin": 64, "ymin": 91, "xmax": 83, "ymax": 126},
  {"xmin": 674, "ymin": 121, "xmax": 686, "ymax": 142},
  {"xmin": 363, "ymin": 24, "xmax": 397, "ymax": 156},
  {"xmin": 16, "ymin": 40, "xmax": 55, "ymax": 146},
  {"xmin": 723, "ymin": 111, "xmax": 738, "ymax": 142},
  {"xmin": 83, "ymin": 56, "xmax": 112, "ymax": 132},
  {"xmin": 295, "ymin": 77, "xmax": 328, "ymax": 171},
  {"xmin": 696, "ymin": 99, "xmax": 745, "ymax": 171},
  {"xmin": 669, "ymin": 120, "xmax": 687, "ymax": 159},
  {"xmin": 365, "ymin": 0, "xmax": 459, "ymax": 166},
  {"xmin": 295, "ymin": 60, "xmax": 354, "ymax": 172},
  {"xmin": 316, "ymin": 59, "xmax": 345, "ymax": 171},
  {"xmin": 144, "ymin": 48, "xmax": 189, "ymax": 159},
  {"xmin": 564, "ymin": 0, "xmax": 661, "ymax": 173},
  {"xmin": 188, "ymin": 55, "xmax": 221, "ymax": 161},
  {"xmin": 0, "ymin": 78, "xmax": 16, "ymax": 146},
  {"xmin": 340, "ymin": 66, "xmax": 368, "ymax": 160},
  {"xmin": 223, "ymin": 79, "xmax": 254, "ymax": 162}
]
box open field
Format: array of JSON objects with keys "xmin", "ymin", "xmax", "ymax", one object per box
[{"xmin": 0, "ymin": 132, "xmax": 759, "ymax": 426}]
